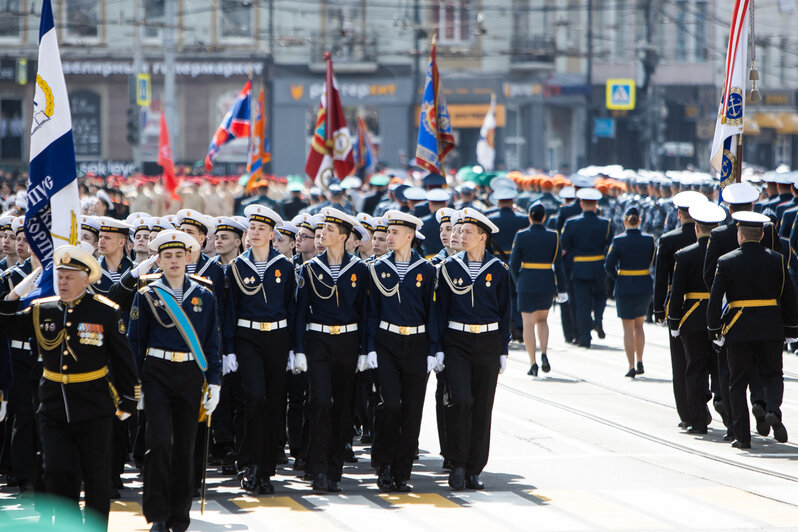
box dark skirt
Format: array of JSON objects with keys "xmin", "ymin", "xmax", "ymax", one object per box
[
  {"xmin": 616, "ymin": 294, "xmax": 651, "ymax": 320},
  {"xmin": 517, "ymin": 292, "xmax": 554, "ymax": 313}
]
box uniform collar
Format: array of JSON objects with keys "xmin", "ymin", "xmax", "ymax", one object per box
[{"xmin": 62, "ymin": 290, "xmax": 89, "ymax": 308}]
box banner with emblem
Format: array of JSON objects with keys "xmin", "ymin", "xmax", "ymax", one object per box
[
  {"xmin": 247, "ymin": 88, "xmax": 270, "ymax": 180},
  {"xmin": 24, "ymin": 0, "xmax": 81, "ymax": 301},
  {"xmin": 415, "ymin": 34, "xmax": 455, "ymax": 175},
  {"xmin": 205, "ymin": 80, "xmax": 251, "ymax": 171},
  {"xmin": 710, "ymin": 0, "xmax": 749, "ymax": 191}
]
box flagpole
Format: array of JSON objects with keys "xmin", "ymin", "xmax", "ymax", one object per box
[{"xmin": 431, "ymin": 32, "xmax": 446, "ymax": 177}]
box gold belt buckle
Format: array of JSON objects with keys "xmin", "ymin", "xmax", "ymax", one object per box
[
  {"xmin": 61, "ymin": 374, "xmax": 70, "ymax": 384},
  {"xmin": 469, "ymin": 324, "xmax": 482, "ymax": 334},
  {"xmin": 329, "ymin": 325, "xmax": 341, "ymax": 335},
  {"xmin": 171, "ymin": 352, "xmax": 185, "ymax": 363},
  {"xmin": 260, "ymin": 321, "xmax": 272, "ymax": 331},
  {"xmin": 399, "ymin": 326, "xmax": 412, "ymax": 336}
]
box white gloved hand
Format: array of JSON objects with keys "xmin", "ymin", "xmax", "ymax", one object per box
[
  {"xmin": 115, "ymin": 410, "xmax": 131, "ymax": 421},
  {"xmin": 0, "ymin": 400, "xmax": 7, "ymax": 422},
  {"xmin": 137, "ymin": 394, "xmax": 144, "ymax": 411},
  {"xmin": 287, "ymin": 351, "xmax": 296, "ymax": 372},
  {"xmin": 434, "ymin": 351, "xmax": 445, "ymax": 373},
  {"xmin": 131, "ymin": 255, "xmax": 158, "ymax": 278},
  {"xmin": 227, "ymin": 353, "xmax": 238, "ymax": 373},
  {"xmin": 713, "ymin": 336, "xmax": 725, "ymax": 347},
  {"xmin": 357, "ymin": 355, "xmax": 368, "ymax": 372},
  {"xmin": 366, "ymin": 351, "xmax": 378, "ymax": 369},
  {"xmin": 294, "ymin": 353, "xmax": 308, "ymax": 373},
  {"xmin": 670, "ymin": 329, "xmax": 680, "ymax": 338},
  {"xmin": 499, "ymin": 355, "xmax": 507, "ymax": 374},
  {"xmin": 10, "ymin": 266, "xmax": 42, "ymax": 299},
  {"xmin": 556, "ymin": 292, "xmax": 569, "ymax": 303},
  {"xmin": 786, "ymin": 338, "xmax": 798, "ymax": 344},
  {"xmin": 203, "ymin": 384, "xmax": 221, "ymax": 415},
  {"xmin": 426, "ymin": 356, "xmax": 436, "ymax": 373}
]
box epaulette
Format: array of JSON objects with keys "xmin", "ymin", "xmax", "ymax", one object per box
[
  {"xmin": 93, "ymin": 293, "xmax": 120, "ymax": 310},
  {"xmin": 33, "ymin": 295, "xmax": 61, "ymax": 305},
  {"xmin": 138, "ymin": 272, "xmax": 162, "ymax": 287},
  {"xmin": 189, "ymin": 274, "xmax": 214, "ymax": 289}
]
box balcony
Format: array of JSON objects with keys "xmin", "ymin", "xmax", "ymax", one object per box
[
  {"xmin": 309, "ymin": 32, "xmax": 379, "ymax": 73},
  {"xmin": 510, "ymin": 35, "xmax": 557, "ymax": 71}
]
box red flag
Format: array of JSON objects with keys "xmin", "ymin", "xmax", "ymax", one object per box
[{"xmin": 158, "ymin": 113, "xmax": 179, "ymax": 200}]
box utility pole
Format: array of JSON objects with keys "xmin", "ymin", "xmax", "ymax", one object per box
[
  {"xmin": 164, "ymin": 0, "xmax": 179, "ymax": 164},
  {"xmin": 131, "ymin": 0, "xmax": 145, "ymax": 173},
  {"xmin": 640, "ymin": 0, "xmax": 660, "ymax": 169},
  {"xmin": 409, "ymin": 0, "xmax": 421, "ymax": 167},
  {"xmin": 267, "ymin": 0, "xmax": 274, "ymax": 174},
  {"xmin": 584, "ymin": 0, "xmax": 593, "ymax": 168}
]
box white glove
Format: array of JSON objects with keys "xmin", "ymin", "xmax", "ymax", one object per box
[
  {"xmin": 131, "ymin": 255, "xmax": 158, "ymax": 278},
  {"xmin": 426, "ymin": 356, "xmax": 436, "ymax": 373},
  {"xmin": 0, "ymin": 400, "xmax": 6, "ymax": 422},
  {"xmin": 786, "ymin": 338, "xmax": 798, "ymax": 344},
  {"xmin": 357, "ymin": 355, "xmax": 368, "ymax": 372},
  {"xmin": 294, "ymin": 353, "xmax": 308, "ymax": 373},
  {"xmin": 10, "ymin": 266, "xmax": 42, "ymax": 298},
  {"xmin": 499, "ymin": 355, "xmax": 507, "ymax": 374},
  {"xmin": 203, "ymin": 384, "xmax": 221, "ymax": 415},
  {"xmin": 713, "ymin": 336, "xmax": 725, "ymax": 347},
  {"xmin": 116, "ymin": 410, "xmax": 131, "ymax": 421},
  {"xmin": 556, "ymin": 292, "xmax": 569, "ymax": 303},
  {"xmin": 434, "ymin": 351, "xmax": 445, "ymax": 373},
  {"xmin": 366, "ymin": 351, "xmax": 378, "ymax": 369},
  {"xmin": 287, "ymin": 351, "xmax": 296, "ymax": 372},
  {"xmin": 137, "ymin": 394, "xmax": 144, "ymax": 411},
  {"xmin": 670, "ymin": 329, "xmax": 680, "ymax": 338},
  {"xmin": 221, "ymin": 353, "xmax": 238, "ymax": 375}
]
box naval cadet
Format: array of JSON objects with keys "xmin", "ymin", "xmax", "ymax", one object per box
[
  {"xmin": 0, "ymin": 245, "xmax": 139, "ymax": 529},
  {"xmin": 604, "ymin": 206, "xmax": 655, "ymax": 377},
  {"xmin": 0, "ymin": 214, "xmax": 17, "ymax": 271},
  {"xmin": 419, "ymin": 188, "xmax": 451, "ymax": 259},
  {"xmin": 213, "ymin": 216, "xmax": 246, "ymax": 266},
  {"xmin": 128, "ymin": 230, "xmax": 221, "ymax": 532},
  {"xmin": 223, "ymin": 205, "xmax": 294, "ymax": 494},
  {"xmin": 429, "ymin": 208, "xmax": 455, "ymax": 266},
  {"xmin": 488, "ymin": 188, "xmax": 529, "ymax": 258},
  {"xmin": 176, "ymin": 209, "xmax": 226, "ymax": 300},
  {"xmin": 94, "ymin": 217, "xmax": 135, "ymax": 296},
  {"xmin": 130, "ymin": 216, "xmax": 151, "ymax": 263},
  {"xmin": 437, "ymin": 207, "xmax": 510, "ymax": 491},
  {"xmin": 293, "ymin": 207, "xmax": 369, "ymax": 493},
  {"xmin": 80, "ymin": 216, "xmax": 101, "ymax": 257},
  {"xmin": 509, "ymin": 202, "xmax": 567, "ymax": 376},
  {"xmin": 561, "ymin": 188, "xmax": 614, "ymax": 348},
  {"xmin": 367, "ymin": 210, "xmax": 439, "ymax": 492},
  {"xmin": 707, "ymin": 211, "xmax": 798, "ymax": 448},
  {"xmin": 668, "ymin": 202, "xmax": 726, "ymax": 434},
  {"xmin": 654, "ymin": 190, "xmax": 705, "ymax": 428}
]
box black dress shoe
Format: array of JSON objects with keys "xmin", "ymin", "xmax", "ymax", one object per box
[
  {"xmin": 465, "ymin": 474, "xmax": 485, "ymax": 490},
  {"xmin": 752, "ymin": 404, "xmax": 770, "ymax": 437},
  {"xmin": 393, "ymin": 479, "xmax": 412, "ymax": 492},
  {"xmin": 766, "ymin": 412, "xmax": 788, "ymax": 443},
  {"xmin": 258, "ymin": 477, "xmax": 275, "ymax": 495},
  {"xmin": 723, "ymin": 429, "xmax": 734, "ymax": 441},
  {"xmin": 714, "ymin": 401, "xmax": 730, "ymax": 427},
  {"xmin": 527, "ymin": 364, "xmax": 538, "ymax": 377},
  {"xmin": 635, "ymin": 362, "xmax": 644, "ymax": 375},
  {"xmin": 276, "ymin": 450, "xmax": 289, "ymax": 465},
  {"xmin": 578, "ymin": 342, "xmax": 591, "ymax": 349},
  {"xmin": 312, "ymin": 473, "xmax": 328, "ymax": 492},
  {"xmin": 326, "ymin": 480, "xmax": 341, "ymax": 493},
  {"xmin": 220, "ymin": 450, "xmax": 237, "ymax": 466},
  {"xmin": 241, "ymin": 465, "xmax": 260, "ymax": 492},
  {"xmin": 150, "ymin": 522, "xmax": 168, "ymax": 532},
  {"xmin": 705, "ymin": 405, "xmax": 712, "ymax": 426},
  {"xmin": 625, "ymin": 368, "xmax": 636, "ymax": 378},
  {"xmin": 448, "ymin": 467, "xmax": 465, "ymax": 490},
  {"xmin": 442, "ymin": 459, "xmax": 452, "ymax": 471},
  {"xmin": 731, "ymin": 439, "xmax": 751, "ymax": 449},
  {"xmin": 361, "ymin": 431, "xmax": 373, "ymax": 444},
  {"xmin": 678, "ymin": 421, "xmax": 689, "ymax": 429},
  {"xmin": 594, "ymin": 324, "xmax": 606, "ymax": 339},
  {"xmin": 222, "ymin": 465, "xmax": 237, "ymax": 475},
  {"xmin": 377, "ymin": 465, "xmax": 394, "ymax": 492},
  {"xmin": 293, "ymin": 458, "xmax": 306, "ymax": 471},
  {"xmin": 343, "ymin": 443, "xmax": 358, "ymax": 463},
  {"xmin": 541, "ymin": 354, "xmax": 550, "ymax": 373},
  {"xmin": 687, "ymin": 426, "xmax": 708, "ymax": 434}
]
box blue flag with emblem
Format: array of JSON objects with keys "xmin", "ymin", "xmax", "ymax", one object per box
[
  {"xmin": 23, "ymin": 0, "xmax": 82, "ymax": 304},
  {"xmin": 152, "ymin": 286, "xmax": 208, "ymax": 372},
  {"xmin": 415, "ymin": 35, "xmax": 455, "ymax": 175}
]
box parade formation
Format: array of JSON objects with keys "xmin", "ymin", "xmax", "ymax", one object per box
[{"xmin": 1, "ymin": 0, "xmax": 798, "ymax": 531}]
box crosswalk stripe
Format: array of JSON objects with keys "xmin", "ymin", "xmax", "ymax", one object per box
[
  {"xmin": 230, "ymin": 495, "xmax": 308, "ymax": 511},
  {"xmin": 455, "ymin": 491, "xmax": 590, "ymax": 531},
  {"xmin": 378, "ymin": 492, "xmax": 503, "ymax": 530},
  {"xmin": 377, "ymin": 493, "xmax": 460, "ymax": 508},
  {"xmin": 528, "ymin": 489, "xmax": 670, "ymax": 530},
  {"xmin": 230, "ymin": 495, "xmax": 332, "ymax": 531},
  {"xmin": 682, "ymin": 486, "xmax": 798, "ymax": 528},
  {"xmin": 304, "ymin": 494, "xmax": 417, "ymax": 532},
  {"xmin": 108, "ymin": 500, "xmax": 148, "ymax": 531}
]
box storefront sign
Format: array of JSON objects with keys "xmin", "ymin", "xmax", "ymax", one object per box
[
  {"xmin": 414, "ymin": 104, "xmax": 506, "ymax": 128},
  {"xmin": 62, "ymin": 60, "xmax": 263, "ymax": 78},
  {"xmin": 275, "ymin": 78, "xmax": 413, "ymax": 104}
]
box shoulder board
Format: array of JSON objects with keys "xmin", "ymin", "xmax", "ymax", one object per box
[
  {"xmin": 33, "ymin": 295, "xmax": 61, "ymax": 306},
  {"xmin": 189, "ymin": 274, "xmax": 214, "ymax": 289},
  {"xmin": 93, "ymin": 294, "xmax": 120, "ymax": 310}
]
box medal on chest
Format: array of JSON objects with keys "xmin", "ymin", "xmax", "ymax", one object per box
[{"xmin": 78, "ymin": 323, "xmax": 104, "ymax": 346}]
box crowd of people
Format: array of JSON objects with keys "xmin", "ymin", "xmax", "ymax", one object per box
[{"xmin": 0, "ymin": 164, "xmax": 795, "ymax": 531}]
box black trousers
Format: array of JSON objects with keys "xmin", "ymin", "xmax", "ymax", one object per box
[
  {"xmin": 435, "ymin": 369, "xmax": 448, "ymax": 459},
  {"xmin": 9, "ymin": 356, "xmax": 36, "ymax": 483},
  {"xmin": 237, "ymin": 328, "xmax": 289, "ymax": 476},
  {"xmin": 372, "ymin": 331, "xmax": 429, "ymax": 482},
  {"xmin": 572, "ymin": 278, "xmax": 606, "ymax": 346},
  {"xmin": 726, "ymin": 340, "xmax": 785, "ymax": 443},
  {"xmin": 443, "ymin": 330, "xmax": 502, "ymax": 476},
  {"xmin": 668, "ymin": 330, "xmax": 689, "ymax": 423},
  {"xmin": 142, "ymin": 358, "xmax": 203, "ymax": 531},
  {"xmin": 680, "ymin": 331, "xmax": 713, "ymax": 429},
  {"xmin": 110, "ymin": 417, "xmax": 130, "ymax": 483},
  {"xmin": 285, "ymin": 371, "xmax": 308, "ymax": 458},
  {"xmin": 306, "ymin": 330, "xmax": 359, "ymax": 481},
  {"xmin": 38, "ymin": 413, "xmax": 112, "ymax": 528},
  {"xmin": 213, "ymin": 369, "xmax": 244, "ymax": 458}
]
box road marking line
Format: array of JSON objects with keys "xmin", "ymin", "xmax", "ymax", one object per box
[
  {"xmin": 378, "ymin": 493, "xmax": 460, "ymax": 508},
  {"xmin": 682, "ymin": 486, "xmax": 798, "ymax": 528},
  {"xmin": 231, "ymin": 495, "xmax": 308, "ymax": 511},
  {"xmin": 529, "ymin": 489, "xmax": 669, "ymax": 530}
]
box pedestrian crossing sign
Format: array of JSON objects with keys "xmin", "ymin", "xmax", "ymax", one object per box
[{"xmin": 606, "ymin": 79, "xmax": 635, "ymax": 110}]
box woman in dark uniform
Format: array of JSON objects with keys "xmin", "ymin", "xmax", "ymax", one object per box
[
  {"xmin": 604, "ymin": 206, "xmax": 656, "ymax": 377},
  {"xmin": 508, "ymin": 202, "xmax": 567, "ymax": 376}
]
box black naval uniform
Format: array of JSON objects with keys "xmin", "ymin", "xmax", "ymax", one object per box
[
  {"xmin": 223, "ymin": 247, "xmax": 295, "ymax": 490},
  {"xmin": 295, "ymin": 252, "xmax": 369, "ymax": 490},
  {"xmin": 654, "ymin": 220, "xmax": 696, "ymax": 425},
  {"xmin": 707, "ymin": 240, "xmax": 798, "ymax": 445},
  {"xmin": 437, "ymin": 251, "xmax": 511, "ymax": 486},
  {"xmin": 0, "ymin": 292, "xmax": 139, "ymax": 526},
  {"xmin": 367, "ymin": 250, "xmax": 439, "ymax": 488},
  {"xmin": 128, "ymin": 274, "xmax": 221, "ymax": 531}
]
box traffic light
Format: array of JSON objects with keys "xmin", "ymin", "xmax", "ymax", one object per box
[{"xmin": 126, "ymin": 106, "xmax": 140, "ymax": 145}]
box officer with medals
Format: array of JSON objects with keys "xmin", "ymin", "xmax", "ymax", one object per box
[
  {"xmin": 708, "ymin": 211, "xmax": 798, "ymax": 448},
  {"xmin": 437, "ymin": 207, "xmax": 511, "ymax": 491},
  {"xmin": 668, "ymin": 201, "xmax": 726, "ymax": 434},
  {"xmin": 222, "ymin": 205, "xmax": 294, "ymax": 494},
  {"xmin": 654, "ymin": 190, "xmax": 705, "ymax": 428},
  {"xmin": 293, "ymin": 207, "xmax": 369, "ymax": 493},
  {"xmin": 176, "ymin": 209, "xmax": 226, "ymax": 299},
  {"xmin": 128, "ymin": 230, "xmax": 221, "ymax": 532},
  {"xmin": 561, "ymin": 188, "xmax": 614, "ymax": 347},
  {"xmin": 1, "ymin": 244, "xmax": 140, "ymax": 528},
  {"xmin": 366, "ymin": 210, "xmax": 439, "ymax": 492},
  {"xmin": 509, "ymin": 202, "xmax": 567, "ymax": 376}
]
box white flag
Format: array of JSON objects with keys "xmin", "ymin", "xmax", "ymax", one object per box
[{"xmin": 476, "ymin": 94, "xmax": 497, "ymax": 171}]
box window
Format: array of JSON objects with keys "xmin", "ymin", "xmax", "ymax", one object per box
[
  {"xmin": 64, "ymin": 0, "xmax": 99, "ymax": 42},
  {"xmin": 0, "ymin": 0, "xmax": 22, "ymax": 41},
  {"xmin": 144, "ymin": 0, "xmax": 165, "ymax": 42},
  {"xmin": 220, "ymin": 0, "xmax": 252, "ymax": 41},
  {"xmin": 694, "ymin": 1, "xmax": 707, "ymax": 62},
  {"xmin": 675, "ymin": 1, "xmax": 688, "ymax": 61},
  {"xmin": 0, "ymin": 98, "xmax": 23, "ymax": 161},
  {"xmin": 432, "ymin": 0, "xmax": 472, "ymax": 46}
]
